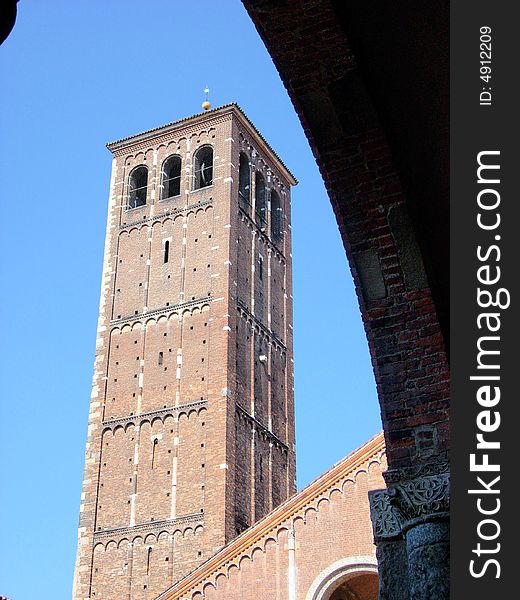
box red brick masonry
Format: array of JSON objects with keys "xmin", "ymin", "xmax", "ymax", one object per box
[{"xmin": 156, "ymin": 433, "xmax": 385, "ymax": 600}]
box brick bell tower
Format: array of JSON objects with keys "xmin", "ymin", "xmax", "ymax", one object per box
[{"xmin": 73, "ymin": 104, "xmax": 297, "ymax": 600}]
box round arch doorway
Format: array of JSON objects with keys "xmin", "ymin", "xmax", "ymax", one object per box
[
  {"xmin": 328, "ymin": 571, "xmax": 378, "ymax": 600},
  {"xmin": 306, "ymin": 558, "xmax": 378, "ymax": 600}
]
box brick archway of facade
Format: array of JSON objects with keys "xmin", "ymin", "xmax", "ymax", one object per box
[{"xmin": 305, "ymin": 557, "xmax": 378, "ymax": 600}]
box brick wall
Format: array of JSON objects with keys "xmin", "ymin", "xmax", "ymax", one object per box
[{"xmin": 156, "ymin": 434, "xmax": 385, "ymax": 600}]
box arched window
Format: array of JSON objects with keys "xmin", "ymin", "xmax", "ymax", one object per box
[
  {"xmin": 161, "ymin": 155, "xmax": 182, "ymax": 199},
  {"xmin": 255, "ymin": 172, "xmax": 266, "ymax": 225},
  {"xmin": 238, "ymin": 152, "xmax": 250, "ymax": 207},
  {"xmin": 271, "ymin": 190, "xmax": 283, "ymax": 243},
  {"xmin": 193, "ymin": 146, "xmax": 213, "ymax": 190},
  {"xmin": 128, "ymin": 166, "xmax": 148, "ymax": 209}
]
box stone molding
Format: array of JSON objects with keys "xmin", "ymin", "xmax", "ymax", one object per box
[
  {"xmin": 236, "ymin": 403, "xmax": 288, "ymax": 451},
  {"xmin": 93, "ymin": 513, "xmax": 204, "ymax": 548},
  {"xmin": 119, "ymin": 198, "xmax": 214, "ymax": 231},
  {"xmin": 111, "ymin": 296, "xmax": 214, "ymax": 327},
  {"xmin": 101, "ymin": 399, "xmax": 208, "ymax": 432}
]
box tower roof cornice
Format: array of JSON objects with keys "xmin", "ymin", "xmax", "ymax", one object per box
[{"xmin": 106, "ymin": 103, "xmax": 297, "ymax": 186}]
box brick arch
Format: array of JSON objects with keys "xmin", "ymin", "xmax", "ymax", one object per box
[
  {"xmin": 240, "ymin": 1, "xmax": 450, "ymax": 598},
  {"xmin": 305, "ymin": 557, "xmax": 378, "ymax": 600},
  {"xmin": 242, "ymin": 0, "xmax": 449, "ymax": 485}
]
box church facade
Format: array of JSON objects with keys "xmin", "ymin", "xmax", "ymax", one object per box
[{"xmin": 73, "ymin": 104, "xmax": 384, "ymax": 600}]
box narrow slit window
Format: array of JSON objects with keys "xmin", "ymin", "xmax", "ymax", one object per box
[
  {"xmin": 161, "ymin": 155, "xmax": 182, "ymax": 199},
  {"xmin": 259, "ymin": 256, "xmax": 263, "ymax": 280},
  {"xmin": 128, "ymin": 166, "xmax": 148, "ymax": 209},
  {"xmin": 158, "ymin": 352, "xmax": 163, "ymax": 366},
  {"xmin": 152, "ymin": 439, "xmax": 158, "ymax": 469},
  {"xmin": 163, "ymin": 240, "xmax": 170, "ymax": 264},
  {"xmin": 146, "ymin": 547, "xmax": 152, "ymax": 575}
]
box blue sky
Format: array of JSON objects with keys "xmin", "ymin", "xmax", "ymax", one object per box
[{"xmin": 0, "ymin": 2, "xmax": 381, "ymax": 598}]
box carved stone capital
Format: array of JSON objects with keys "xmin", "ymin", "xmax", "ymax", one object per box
[
  {"xmin": 369, "ymin": 489, "xmax": 403, "ymax": 541},
  {"xmin": 390, "ymin": 472, "xmax": 450, "ymax": 532},
  {"xmin": 370, "ymin": 470, "xmax": 450, "ymax": 540}
]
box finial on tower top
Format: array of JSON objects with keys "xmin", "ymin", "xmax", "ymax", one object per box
[{"xmin": 202, "ymin": 86, "xmax": 211, "ymax": 111}]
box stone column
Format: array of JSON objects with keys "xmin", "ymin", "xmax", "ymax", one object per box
[
  {"xmin": 369, "ymin": 463, "xmax": 450, "ymax": 600},
  {"xmin": 369, "ymin": 489, "xmax": 409, "ymax": 600}
]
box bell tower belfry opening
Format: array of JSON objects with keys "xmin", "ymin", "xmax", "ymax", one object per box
[{"xmin": 73, "ymin": 104, "xmax": 297, "ymax": 600}]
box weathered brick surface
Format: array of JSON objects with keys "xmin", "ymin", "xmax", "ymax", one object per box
[{"xmin": 73, "ymin": 105, "xmax": 297, "ymax": 600}]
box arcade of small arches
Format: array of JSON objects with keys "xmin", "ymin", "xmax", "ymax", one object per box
[
  {"xmin": 120, "ymin": 202, "xmax": 213, "ymax": 233},
  {"xmin": 91, "ymin": 524, "xmax": 206, "ymax": 597},
  {"xmin": 101, "ymin": 403, "xmax": 208, "ymax": 434},
  {"xmin": 103, "ymin": 308, "xmax": 288, "ymax": 424},
  {"xmin": 110, "ymin": 300, "xmax": 212, "ymax": 328},
  {"xmin": 119, "ymin": 198, "xmax": 214, "ymax": 231},
  {"xmin": 237, "ymin": 129, "xmax": 288, "ymax": 191},
  {"xmin": 107, "ymin": 302, "xmax": 287, "ymax": 351},
  {"xmin": 92, "ymin": 522, "xmax": 381, "ymax": 600},
  {"xmin": 93, "ymin": 524, "xmax": 205, "ymax": 553}
]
